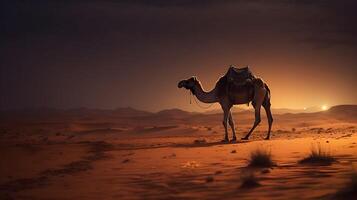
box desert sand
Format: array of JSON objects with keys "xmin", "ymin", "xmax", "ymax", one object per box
[{"xmin": 1, "ymin": 105, "xmax": 357, "ymax": 200}]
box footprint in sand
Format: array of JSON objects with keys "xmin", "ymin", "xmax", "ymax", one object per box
[{"xmin": 182, "ymin": 161, "xmax": 200, "ymax": 168}]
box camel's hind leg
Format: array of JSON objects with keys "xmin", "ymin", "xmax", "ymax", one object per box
[
  {"xmin": 228, "ymin": 111, "xmax": 237, "ymax": 141},
  {"xmin": 242, "ymin": 85, "xmax": 266, "ymax": 140},
  {"xmin": 263, "ymin": 95, "xmax": 273, "ymax": 140},
  {"xmin": 241, "ymin": 102, "xmax": 261, "ymax": 140}
]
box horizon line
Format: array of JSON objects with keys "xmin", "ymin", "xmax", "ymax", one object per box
[{"xmin": 1, "ymin": 104, "xmax": 357, "ymax": 113}]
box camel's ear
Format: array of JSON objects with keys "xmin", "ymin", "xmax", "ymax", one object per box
[{"xmin": 192, "ymin": 76, "xmax": 197, "ymax": 81}]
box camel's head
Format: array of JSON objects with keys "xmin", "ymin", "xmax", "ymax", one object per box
[{"xmin": 178, "ymin": 76, "xmax": 198, "ymax": 93}]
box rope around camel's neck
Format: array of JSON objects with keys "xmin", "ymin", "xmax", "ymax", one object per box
[{"xmin": 189, "ymin": 90, "xmax": 215, "ymax": 110}]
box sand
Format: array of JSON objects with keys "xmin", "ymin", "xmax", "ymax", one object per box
[{"xmin": 0, "ymin": 107, "xmax": 356, "ymax": 199}]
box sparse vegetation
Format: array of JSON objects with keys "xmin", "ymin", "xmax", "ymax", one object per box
[
  {"xmin": 240, "ymin": 173, "xmax": 261, "ymax": 189},
  {"xmin": 299, "ymin": 144, "xmax": 336, "ymax": 165},
  {"xmin": 162, "ymin": 153, "xmax": 176, "ymax": 159},
  {"xmin": 206, "ymin": 176, "xmax": 214, "ymax": 183},
  {"xmin": 248, "ymin": 148, "xmax": 275, "ymax": 168},
  {"xmin": 334, "ymin": 171, "xmax": 357, "ymax": 199},
  {"xmin": 215, "ymin": 170, "xmax": 222, "ymax": 175},
  {"xmin": 194, "ymin": 139, "xmax": 206, "ymax": 144}
]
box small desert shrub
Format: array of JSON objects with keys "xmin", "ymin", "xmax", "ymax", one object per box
[
  {"xmin": 299, "ymin": 144, "xmax": 336, "ymax": 165},
  {"xmin": 205, "ymin": 176, "xmax": 214, "ymax": 183},
  {"xmin": 215, "ymin": 170, "xmax": 223, "ymax": 175},
  {"xmin": 334, "ymin": 171, "xmax": 357, "ymax": 199},
  {"xmin": 248, "ymin": 148, "xmax": 275, "ymax": 168},
  {"xmin": 194, "ymin": 139, "xmax": 206, "ymax": 144},
  {"xmin": 240, "ymin": 173, "xmax": 260, "ymax": 188}
]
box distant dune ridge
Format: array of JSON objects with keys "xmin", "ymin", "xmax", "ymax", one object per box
[
  {"xmin": 1, "ymin": 105, "xmax": 356, "ymax": 121},
  {"xmin": 155, "ymin": 108, "xmax": 196, "ymax": 117},
  {"xmin": 327, "ymin": 105, "xmax": 357, "ymax": 116}
]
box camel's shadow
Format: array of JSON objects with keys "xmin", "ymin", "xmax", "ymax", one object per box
[
  {"xmin": 173, "ymin": 140, "xmax": 251, "ymax": 148},
  {"xmin": 113, "ymin": 140, "xmax": 253, "ymax": 151}
]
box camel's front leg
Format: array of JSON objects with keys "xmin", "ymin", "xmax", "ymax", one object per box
[{"xmin": 228, "ymin": 111, "xmax": 237, "ymax": 141}]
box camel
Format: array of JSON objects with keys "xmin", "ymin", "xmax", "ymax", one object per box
[{"xmin": 177, "ymin": 67, "xmax": 273, "ymax": 142}]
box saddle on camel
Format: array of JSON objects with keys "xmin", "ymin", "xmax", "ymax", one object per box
[
  {"xmin": 225, "ymin": 65, "xmax": 255, "ymax": 86},
  {"xmin": 224, "ymin": 65, "xmax": 263, "ymax": 104}
]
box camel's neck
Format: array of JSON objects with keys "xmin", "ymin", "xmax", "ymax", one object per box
[{"xmin": 192, "ymin": 81, "xmax": 218, "ymax": 103}]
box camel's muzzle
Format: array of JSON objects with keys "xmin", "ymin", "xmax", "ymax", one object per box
[{"xmin": 178, "ymin": 81, "xmax": 185, "ymax": 88}]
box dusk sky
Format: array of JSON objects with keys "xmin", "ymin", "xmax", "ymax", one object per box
[{"xmin": 1, "ymin": 0, "xmax": 357, "ymax": 112}]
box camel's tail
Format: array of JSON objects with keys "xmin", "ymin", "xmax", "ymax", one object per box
[
  {"xmin": 264, "ymin": 83, "xmax": 271, "ymax": 99},
  {"xmin": 265, "ymin": 83, "xmax": 270, "ymax": 94}
]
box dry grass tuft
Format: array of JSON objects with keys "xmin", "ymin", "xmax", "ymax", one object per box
[
  {"xmin": 334, "ymin": 171, "xmax": 357, "ymax": 199},
  {"xmin": 205, "ymin": 176, "xmax": 214, "ymax": 183},
  {"xmin": 194, "ymin": 139, "xmax": 206, "ymax": 144},
  {"xmin": 248, "ymin": 148, "xmax": 275, "ymax": 168},
  {"xmin": 240, "ymin": 173, "xmax": 261, "ymax": 189},
  {"xmin": 299, "ymin": 144, "xmax": 336, "ymax": 165},
  {"xmin": 331, "ymin": 171, "xmax": 357, "ymax": 199}
]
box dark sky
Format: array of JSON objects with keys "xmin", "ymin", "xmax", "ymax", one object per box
[{"xmin": 1, "ymin": 0, "xmax": 357, "ymax": 111}]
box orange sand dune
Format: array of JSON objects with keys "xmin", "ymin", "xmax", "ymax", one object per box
[{"xmin": 0, "ymin": 106, "xmax": 356, "ymax": 199}]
